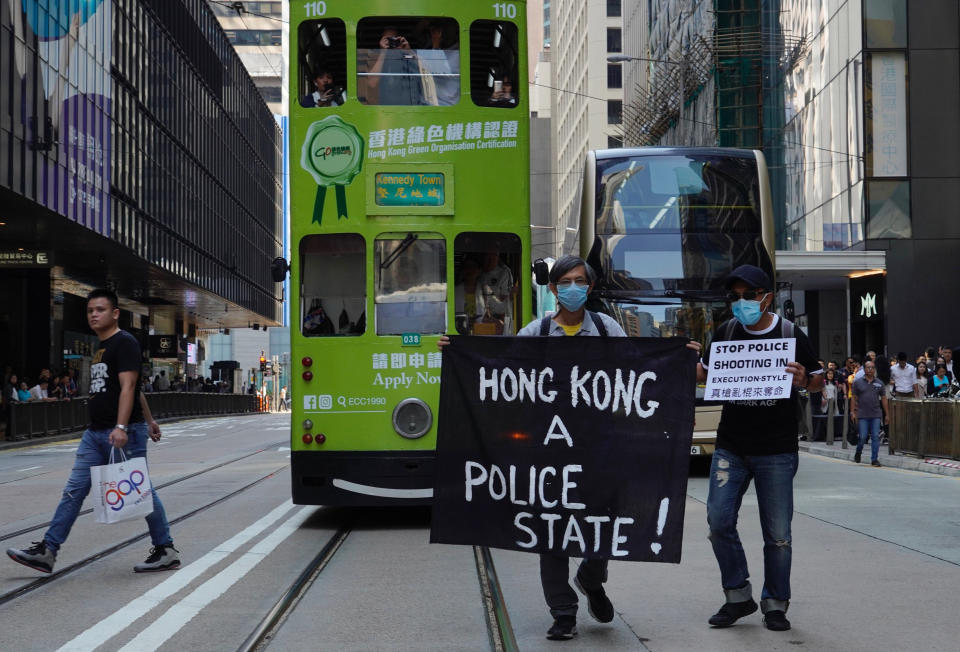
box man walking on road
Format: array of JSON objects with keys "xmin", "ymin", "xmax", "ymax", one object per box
[
  {"xmin": 6, "ymin": 289, "xmax": 180, "ymax": 574},
  {"xmin": 851, "ymin": 359, "xmax": 888, "ymax": 467},
  {"xmin": 696, "ymin": 265, "xmax": 823, "ymax": 632},
  {"xmin": 440, "ymin": 255, "xmax": 701, "ymax": 641}
]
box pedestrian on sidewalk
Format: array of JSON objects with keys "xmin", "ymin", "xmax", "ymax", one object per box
[
  {"xmin": 695, "ymin": 265, "xmax": 823, "ymax": 632},
  {"xmin": 914, "ymin": 361, "xmax": 932, "ymax": 398},
  {"xmin": 889, "ymin": 352, "xmax": 916, "ymax": 399},
  {"xmin": 6, "ymin": 288, "xmax": 181, "ymax": 575},
  {"xmin": 850, "ymin": 360, "xmax": 888, "ymax": 466},
  {"xmin": 439, "ymin": 255, "xmax": 702, "ymax": 641}
]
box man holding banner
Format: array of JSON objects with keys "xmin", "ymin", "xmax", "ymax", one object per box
[
  {"xmin": 697, "ymin": 265, "xmax": 822, "ymax": 632},
  {"xmin": 437, "ymin": 255, "xmax": 702, "ymax": 641}
]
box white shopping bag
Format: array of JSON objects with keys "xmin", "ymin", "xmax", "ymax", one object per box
[{"xmin": 91, "ymin": 448, "xmax": 154, "ymax": 524}]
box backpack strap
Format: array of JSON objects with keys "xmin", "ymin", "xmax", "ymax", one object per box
[
  {"xmin": 780, "ymin": 317, "xmax": 795, "ymax": 339},
  {"xmin": 723, "ymin": 318, "xmax": 738, "ymax": 341},
  {"xmin": 539, "ymin": 316, "xmax": 552, "ymax": 336},
  {"xmin": 587, "ymin": 311, "xmax": 608, "ymax": 337}
]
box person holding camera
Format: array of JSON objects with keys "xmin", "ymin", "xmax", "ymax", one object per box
[
  {"xmin": 365, "ymin": 27, "xmax": 424, "ymax": 105},
  {"xmin": 301, "ymin": 68, "xmax": 345, "ymax": 108}
]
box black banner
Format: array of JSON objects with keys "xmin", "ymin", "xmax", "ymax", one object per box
[{"xmin": 430, "ymin": 336, "xmax": 696, "ymax": 563}]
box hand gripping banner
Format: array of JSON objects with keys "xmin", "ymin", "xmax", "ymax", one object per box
[
  {"xmin": 300, "ymin": 115, "xmax": 365, "ymax": 224},
  {"xmin": 430, "ymin": 336, "xmax": 696, "ymax": 563}
]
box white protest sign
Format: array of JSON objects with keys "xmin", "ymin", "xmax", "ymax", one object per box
[{"xmin": 705, "ymin": 338, "xmax": 796, "ymax": 402}]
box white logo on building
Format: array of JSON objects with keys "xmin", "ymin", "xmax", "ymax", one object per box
[{"xmin": 860, "ymin": 293, "xmax": 878, "ymax": 318}]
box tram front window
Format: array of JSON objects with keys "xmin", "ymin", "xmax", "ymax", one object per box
[
  {"xmin": 300, "ymin": 234, "xmax": 366, "ymax": 336},
  {"xmin": 453, "ymin": 232, "xmax": 521, "ymax": 335},
  {"xmin": 375, "ymin": 233, "xmax": 447, "ymax": 335}
]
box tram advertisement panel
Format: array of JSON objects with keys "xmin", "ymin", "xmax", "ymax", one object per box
[{"xmin": 431, "ymin": 337, "xmax": 696, "ymax": 562}]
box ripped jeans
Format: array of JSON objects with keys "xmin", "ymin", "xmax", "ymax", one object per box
[{"xmin": 706, "ymin": 448, "xmax": 798, "ymax": 613}]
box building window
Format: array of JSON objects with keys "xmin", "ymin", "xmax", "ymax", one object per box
[
  {"xmin": 607, "ymin": 28, "xmax": 622, "ymax": 53},
  {"xmin": 225, "ymin": 30, "xmax": 281, "ymax": 46},
  {"xmin": 607, "ymin": 100, "xmax": 622, "ymax": 124},
  {"xmin": 864, "ymin": 0, "xmax": 907, "ymax": 48},
  {"xmin": 607, "ymin": 0, "xmax": 622, "ymax": 17},
  {"xmin": 607, "ymin": 63, "xmax": 622, "ymax": 89},
  {"xmin": 865, "ymin": 179, "xmax": 911, "ymax": 239},
  {"xmin": 607, "ymin": 135, "xmax": 623, "ymax": 148}
]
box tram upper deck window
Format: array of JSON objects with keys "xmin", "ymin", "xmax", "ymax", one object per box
[
  {"xmin": 300, "ymin": 234, "xmax": 365, "ymax": 336},
  {"xmin": 357, "ymin": 17, "xmax": 460, "ymax": 106},
  {"xmin": 375, "ymin": 234, "xmax": 447, "ymax": 335},
  {"xmin": 470, "ymin": 21, "xmax": 519, "ymax": 108},
  {"xmin": 298, "ymin": 19, "xmax": 347, "ymax": 108}
]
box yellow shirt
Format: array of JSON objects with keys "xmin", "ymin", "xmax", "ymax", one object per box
[{"xmin": 559, "ymin": 321, "xmax": 583, "ymax": 337}]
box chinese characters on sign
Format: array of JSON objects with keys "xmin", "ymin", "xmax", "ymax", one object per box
[
  {"xmin": 375, "ymin": 173, "xmax": 445, "ymax": 207},
  {"xmin": 367, "ymin": 120, "xmax": 520, "ymax": 160},
  {"xmin": 704, "ymin": 338, "xmax": 797, "ymax": 402},
  {"xmin": 871, "ymin": 53, "xmax": 907, "ymax": 177}
]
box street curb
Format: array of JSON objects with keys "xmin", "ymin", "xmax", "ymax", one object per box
[
  {"xmin": 0, "ymin": 411, "xmax": 275, "ymax": 453},
  {"xmin": 799, "ymin": 441, "xmax": 960, "ymax": 478}
]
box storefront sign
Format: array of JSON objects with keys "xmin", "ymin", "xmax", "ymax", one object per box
[
  {"xmin": 850, "ymin": 275, "xmax": 885, "ymax": 323},
  {"xmin": 149, "ymin": 335, "xmax": 178, "ymax": 359},
  {"xmin": 0, "ymin": 251, "xmax": 52, "ymax": 267}
]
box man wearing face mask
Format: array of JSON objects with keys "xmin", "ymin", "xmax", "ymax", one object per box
[
  {"xmin": 441, "ymin": 254, "xmax": 701, "ymax": 640},
  {"xmin": 695, "ymin": 265, "xmax": 822, "ymax": 633}
]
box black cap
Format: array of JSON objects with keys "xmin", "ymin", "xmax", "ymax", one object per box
[{"xmin": 726, "ymin": 264, "xmax": 771, "ymax": 291}]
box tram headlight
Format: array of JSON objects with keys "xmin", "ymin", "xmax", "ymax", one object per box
[
  {"xmin": 391, "ymin": 398, "xmax": 432, "ymax": 439},
  {"xmin": 302, "ymin": 419, "xmax": 314, "ymax": 431}
]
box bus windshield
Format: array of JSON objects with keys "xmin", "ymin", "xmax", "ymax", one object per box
[{"xmin": 594, "ymin": 153, "xmax": 770, "ymax": 295}]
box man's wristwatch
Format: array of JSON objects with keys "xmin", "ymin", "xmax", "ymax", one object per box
[{"xmin": 115, "ymin": 424, "xmax": 127, "ymax": 432}]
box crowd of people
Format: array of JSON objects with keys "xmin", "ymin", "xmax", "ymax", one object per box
[
  {"xmin": 3, "ymin": 368, "xmax": 80, "ymax": 405},
  {"xmin": 140, "ymin": 371, "xmax": 232, "ymax": 394}
]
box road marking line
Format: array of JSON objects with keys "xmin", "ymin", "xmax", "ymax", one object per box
[
  {"xmin": 16, "ymin": 466, "xmax": 42, "ymax": 472},
  {"xmin": 115, "ymin": 506, "xmax": 314, "ymax": 652},
  {"xmin": 57, "ymin": 500, "xmax": 296, "ymax": 652}
]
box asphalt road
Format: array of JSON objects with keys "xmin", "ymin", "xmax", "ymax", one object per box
[{"xmin": 1, "ymin": 413, "xmax": 957, "ymax": 651}]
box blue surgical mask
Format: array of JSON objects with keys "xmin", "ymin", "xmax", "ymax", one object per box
[
  {"xmin": 732, "ymin": 296, "xmax": 766, "ymax": 326},
  {"xmin": 556, "ymin": 284, "xmax": 588, "ymax": 311}
]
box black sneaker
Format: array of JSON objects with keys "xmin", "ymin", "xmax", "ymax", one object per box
[
  {"xmin": 871, "ymin": 460, "xmax": 882, "ymax": 467},
  {"xmin": 708, "ymin": 598, "xmax": 758, "ymax": 627},
  {"xmin": 6, "ymin": 541, "xmax": 56, "ymax": 573},
  {"xmin": 763, "ymin": 609, "xmax": 791, "ymax": 631},
  {"xmin": 134, "ymin": 544, "xmax": 181, "ymax": 573},
  {"xmin": 546, "ymin": 615, "xmax": 577, "ymax": 640},
  {"xmin": 573, "ymin": 573, "xmax": 615, "ymax": 623},
  {"xmin": 854, "ymin": 453, "xmax": 861, "ymax": 463}
]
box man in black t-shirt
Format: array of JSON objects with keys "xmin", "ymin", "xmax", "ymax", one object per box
[
  {"xmin": 695, "ymin": 265, "xmax": 823, "ymax": 633},
  {"xmin": 6, "ymin": 289, "xmax": 180, "ymax": 574}
]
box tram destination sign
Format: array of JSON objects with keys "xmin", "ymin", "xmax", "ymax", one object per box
[
  {"xmin": 374, "ymin": 172, "xmax": 445, "ymax": 207},
  {"xmin": 431, "ymin": 336, "xmax": 696, "ymax": 562}
]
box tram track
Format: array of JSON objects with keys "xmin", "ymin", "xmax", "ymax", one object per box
[
  {"xmin": 234, "ymin": 523, "xmax": 517, "ymax": 652},
  {"xmin": 0, "ymin": 440, "xmax": 287, "ymax": 544},
  {"xmin": 0, "ymin": 462, "xmax": 290, "ymax": 607}
]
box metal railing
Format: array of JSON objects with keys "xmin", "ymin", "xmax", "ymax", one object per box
[{"xmin": 5, "ymin": 393, "xmax": 262, "ymax": 441}]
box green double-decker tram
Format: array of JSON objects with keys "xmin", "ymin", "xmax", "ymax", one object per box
[{"xmin": 287, "ymin": 1, "xmax": 530, "ymax": 505}]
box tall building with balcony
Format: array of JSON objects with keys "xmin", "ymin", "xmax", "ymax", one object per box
[{"xmin": 618, "ymin": 0, "xmax": 959, "ymax": 360}]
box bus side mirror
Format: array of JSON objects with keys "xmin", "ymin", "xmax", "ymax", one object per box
[
  {"xmin": 271, "ymin": 257, "xmax": 289, "ymax": 282},
  {"xmin": 532, "ymin": 259, "xmax": 549, "ymax": 285},
  {"xmin": 455, "ymin": 313, "xmax": 470, "ymax": 335}
]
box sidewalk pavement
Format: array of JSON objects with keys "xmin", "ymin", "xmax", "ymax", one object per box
[{"xmin": 799, "ymin": 437, "xmax": 960, "ymax": 477}]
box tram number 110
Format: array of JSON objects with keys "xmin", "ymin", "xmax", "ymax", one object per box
[
  {"xmin": 493, "ymin": 3, "xmax": 517, "ymax": 18},
  {"xmin": 304, "ymin": 1, "xmax": 327, "ymax": 18}
]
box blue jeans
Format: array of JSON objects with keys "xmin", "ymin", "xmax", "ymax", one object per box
[
  {"xmin": 44, "ymin": 423, "xmax": 173, "ymax": 552},
  {"xmin": 706, "ymin": 449, "xmax": 798, "ymax": 613},
  {"xmin": 856, "ymin": 417, "xmax": 882, "ymax": 462}
]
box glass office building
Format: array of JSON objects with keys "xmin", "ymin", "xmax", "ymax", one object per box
[{"xmin": 0, "ymin": 0, "xmax": 283, "ymax": 377}]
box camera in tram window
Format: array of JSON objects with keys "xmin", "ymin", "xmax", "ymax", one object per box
[{"xmin": 386, "ymin": 36, "xmax": 403, "ymax": 48}]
